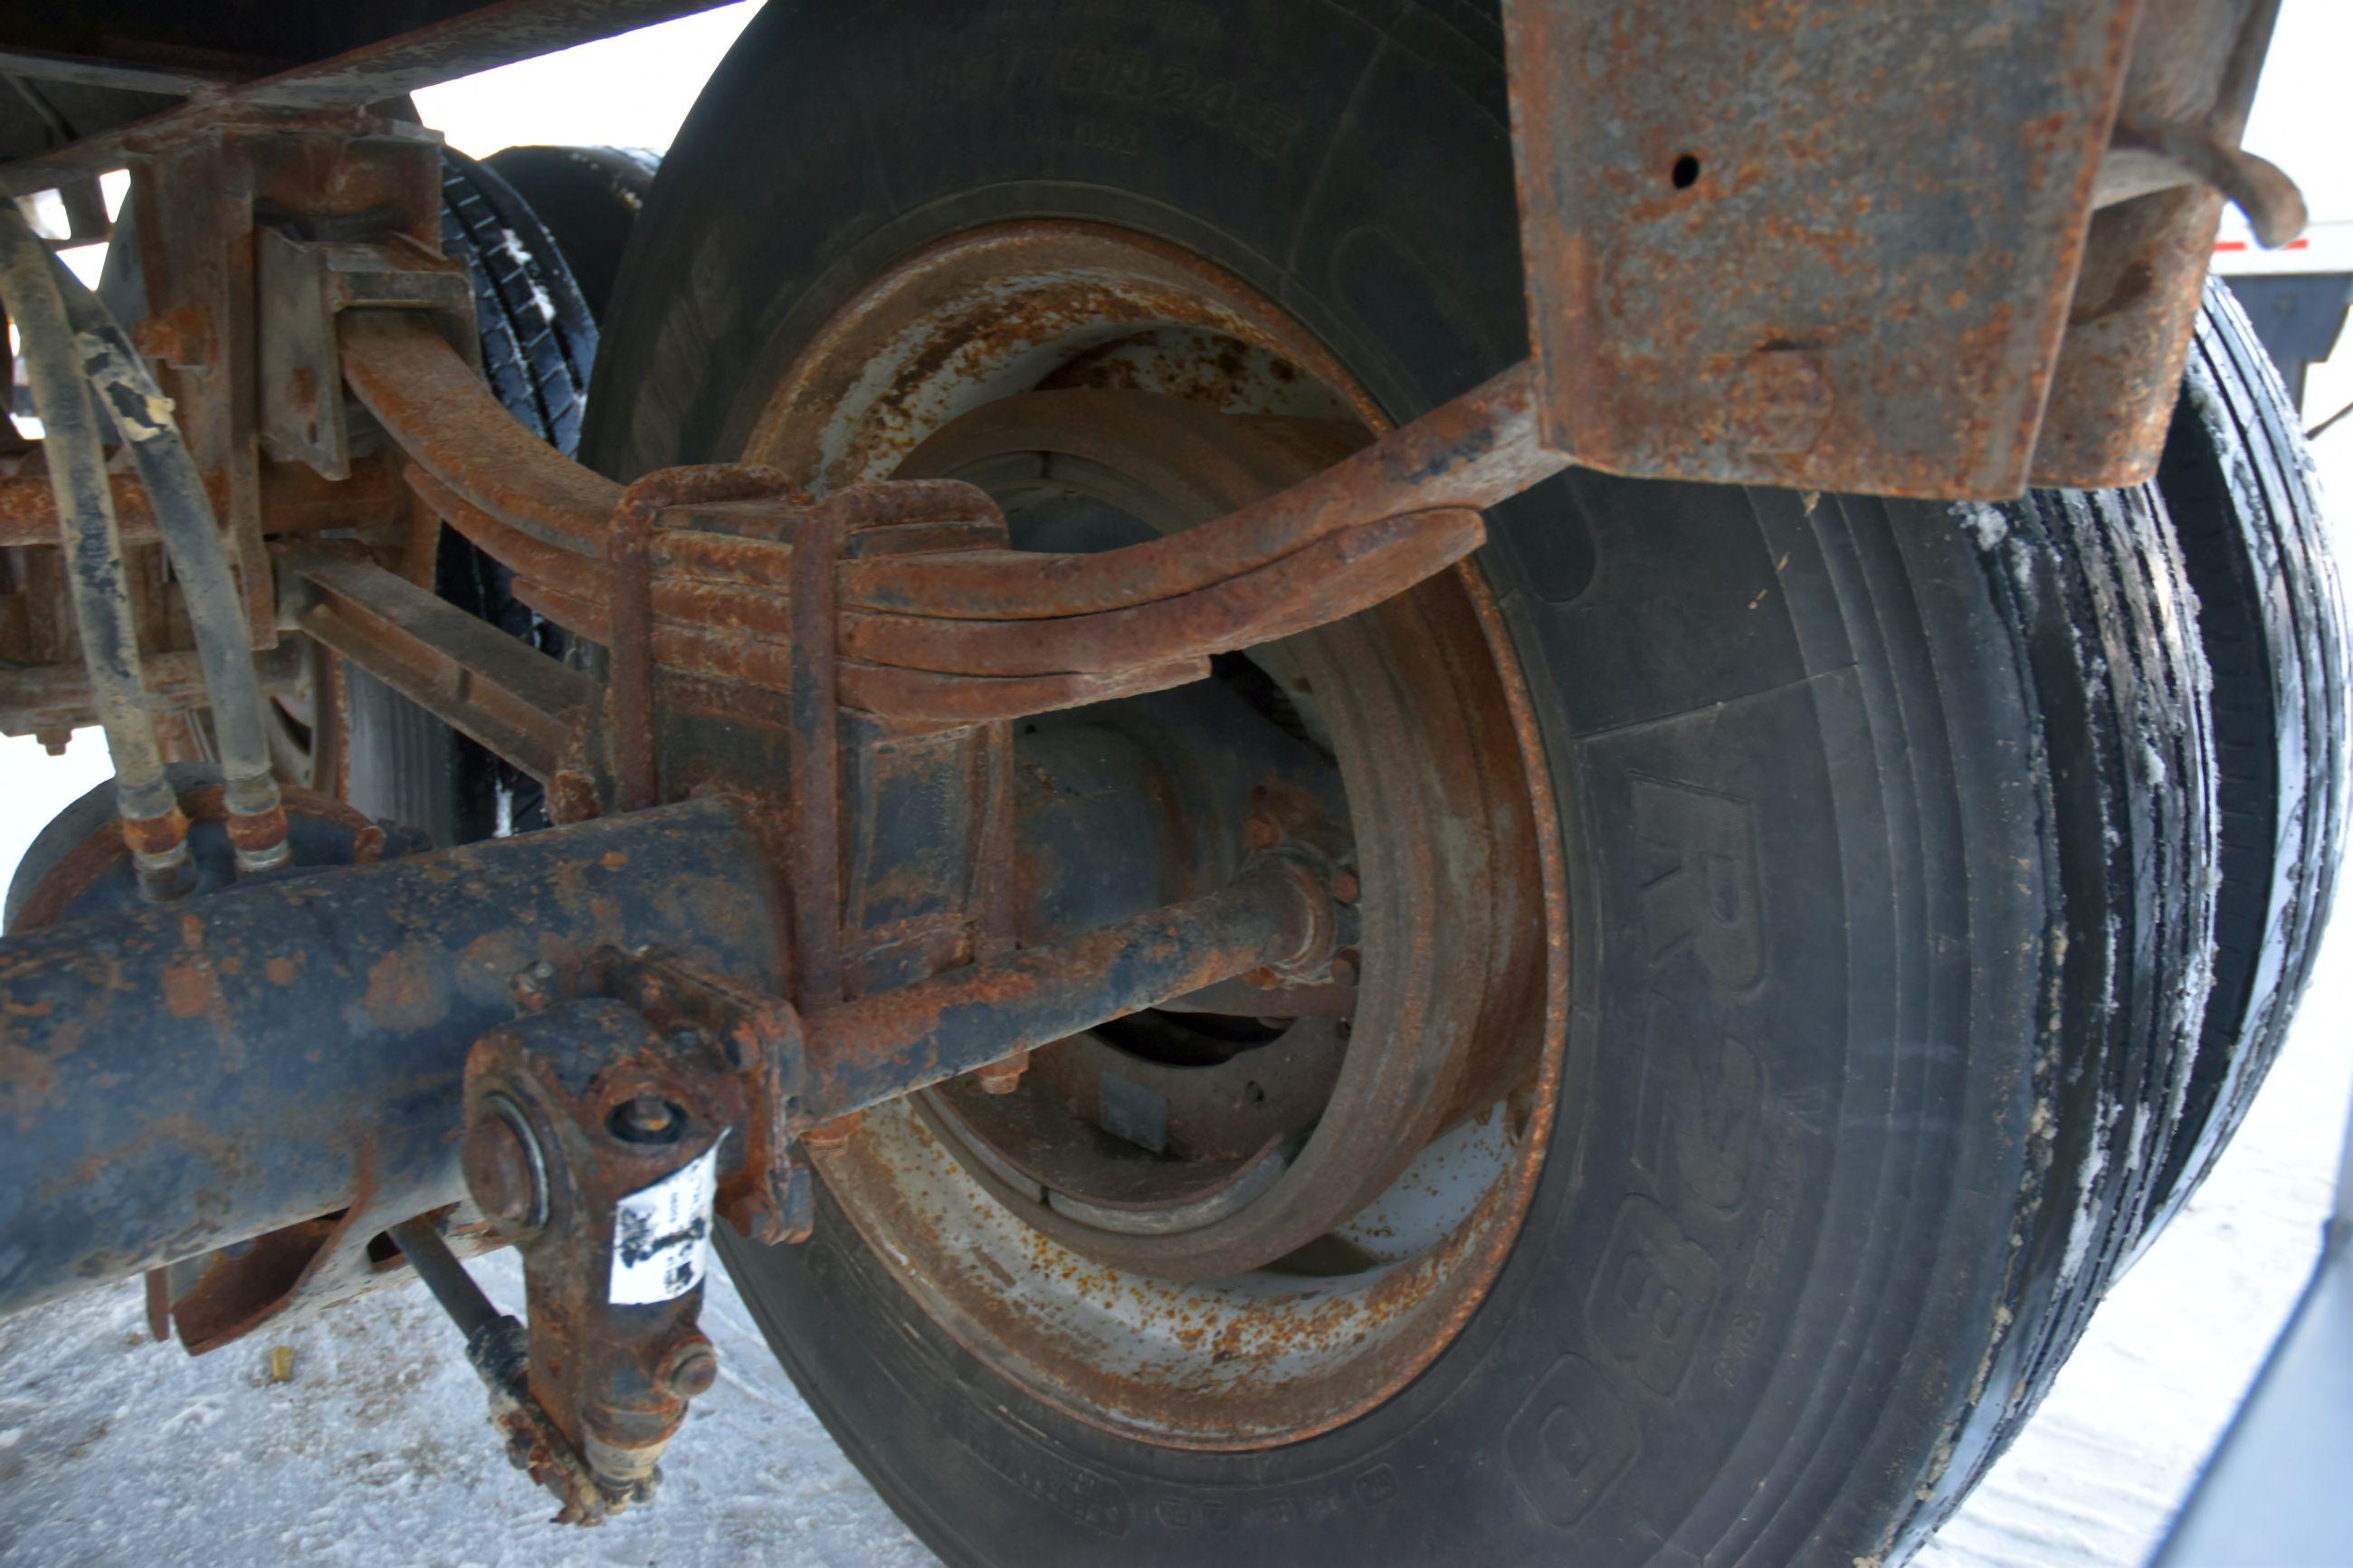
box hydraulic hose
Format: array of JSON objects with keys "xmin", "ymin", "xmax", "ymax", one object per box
[
  {"xmin": 0, "ymin": 206, "xmax": 189, "ymax": 895},
  {"xmin": 49, "ymin": 252, "xmax": 288, "ymax": 869}
]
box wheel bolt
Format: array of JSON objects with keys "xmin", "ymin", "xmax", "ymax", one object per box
[{"xmin": 1330, "ymin": 869, "xmax": 1360, "ymax": 904}]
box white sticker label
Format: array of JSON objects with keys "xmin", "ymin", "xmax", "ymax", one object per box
[{"xmin": 608, "ymin": 1143, "xmax": 721, "ymax": 1306}]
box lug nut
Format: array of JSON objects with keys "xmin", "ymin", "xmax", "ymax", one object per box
[
  {"xmin": 1330, "ymin": 948, "xmax": 1361, "ymax": 988},
  {"xmin": 1330, "ymin": 869, "xmax": 1360, "ymax": 904},
  {"xmin": 657, "ymin": 1336, "xmax": 719, "ymax": 1400}
]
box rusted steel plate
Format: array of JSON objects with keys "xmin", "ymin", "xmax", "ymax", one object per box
[
  {"xmin": 838, "ymin": 508, "xmax": 1486, "ymax": 676},
  {"xmin": 2032, "ymin": 0, "xmax": 2283, "ymax": 487},
  {"xmin": 0, "ymin": 453, "xmax": 404, "ymax": 547},
  {"xmin": 605, "ymin": 465, "xmax": 798, "ymax": 812},
  {"xmin": 347, "ymin": 317, "xmax": 1516, "ymax": 725},
  {"xmin": 0, "ymin": 643, "xmax": 303, "ymax": 736},
  {"xmin": 1506, "ymin": 0, "xmax": 2137, "ymax": 499}
]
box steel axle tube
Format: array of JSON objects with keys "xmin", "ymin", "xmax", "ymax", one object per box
[
  {"xmin": 0, "ymin": 805, "xmax": 1325, "ymax": 1326},
  {"xmin": 0, "ymin": 799, "xmax": 782, "ymax": 1321},
  {"xmin": 800, "ymin": 860, "xmax": 1329, "ymax": 1125}
]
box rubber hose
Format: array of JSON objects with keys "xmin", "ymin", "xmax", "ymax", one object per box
[
  {"xmin": 0, "ymin": 206, "xmax": 187, "ymax": 889},
  {"xmin": 49, "ymin": 253, "xmax": 287, "ymax": 867}
]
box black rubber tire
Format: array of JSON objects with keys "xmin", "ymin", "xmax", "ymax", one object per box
[
  {"xmin": 343, "ymin": 149, "xmax": 597, "ymax": 844},
  {"xmin": 483, "ymin": 144, "xmax": 661, "ymax": 324},
  {"xmin": 441, "ymin": 147, "xmax": 599, "ymax": 451},
  {"xmin": 584, "ymin": 5, "xmax": 2340, "ymax": 1563},
  {"xmin": 2134, "ymin": 279, "xmax": 2349, "ymax": 1237}
]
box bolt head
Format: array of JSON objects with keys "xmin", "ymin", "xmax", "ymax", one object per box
[
  {"xmin": 802, "ymin": 1111, "xmax": 863, "ymax": 1152},
  {"xmin": 974, "ymin": 1052, "xmax": 1028, "ymax": 1096},
  {"xmin": 736, "ymin": 1190, "xmax": 787, "ymax": 1245},
  {"xmin": 613, "ymin": 1094, "xmax": 677, "ymax": 1139},
  {"xmin": 1330, "ymin": 869, "xmax": 1361, "ymax": 904},
  {"xmin": 463, "ymin": 1117, "xmax": 537, "ymax": 1229},
  {"xmin": 658, "ymin": 1338, "xmax": 719, "ymax": 1400}
]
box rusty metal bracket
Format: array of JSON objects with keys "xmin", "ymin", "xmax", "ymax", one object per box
[
  {"xmin": 1501, "ymin": 0, "xmax": 2306, "ymax": 498},
  {"xmin": 256, "ymin": 228, "xmax": 476, "ymax": 480},
  {"xmin": 415, "ymin": 859, "xmax": 1332, "ymax": 1524},
  {"xmin": 385, "ymin": 1215, "xmax": 619, "ymax": 1523},
  {"xmin": 2034, "ymin": 0, "xmax": 2293, "ymax": 487},
  {"xmin": 1503, "ymin": 0, "xmax": 2142, "ymax": 499},
  {"xmin": 459, "ymin": 996, "xmax": 738, "ymax": 1521},
  {"xmin": 592, "ymin": 948, "xmax": 814, "ymax": 1246},
  {"xmin": 604, "ymin": 465, "xmax": 800, "ymax": 813}
]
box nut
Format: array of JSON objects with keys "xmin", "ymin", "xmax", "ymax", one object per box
[
  {"xmin": 974, "ymin": 1050, "xmax": 1029, "ymax": 1096},
  {"xmin": 609, "ymin": 1094, "xmax": 678, "ymax": 1141}
]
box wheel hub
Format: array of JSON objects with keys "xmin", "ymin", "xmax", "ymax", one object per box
[{"xmin": 733, "ymin": 221, "xmax": 1569, "ymax": 1447}]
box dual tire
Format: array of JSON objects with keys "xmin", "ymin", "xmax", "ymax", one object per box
[{"xmin": 556, "ymin": 5, "xmax": 2349, "ymax": 1562}]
